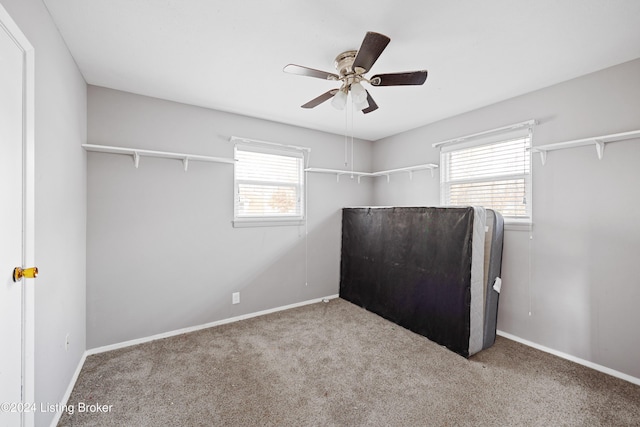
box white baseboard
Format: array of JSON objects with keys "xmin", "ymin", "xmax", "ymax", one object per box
[
  {"xmin": 49, "ymin": 351, "xmax": 87, "ymax": 427},
  {"xmin": 87, "ymin": 294, "xmax": 340, "ymax": 356},
  {"xmin": 497, "ymin": 330, "xmax": 640, "ymax": 386}
]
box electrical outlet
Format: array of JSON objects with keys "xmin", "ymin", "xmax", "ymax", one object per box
[
  {"xmin": 65, "ymin": 334, "xmax": 70, "ymax": 351},
  {"xmin": 232, "ymin": 292, "xmax": 240, "ymax": 305}
]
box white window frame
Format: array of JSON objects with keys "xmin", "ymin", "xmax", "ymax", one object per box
[
  {"xmin": 437, "ymin": 124, "xmax": 533, "ymax": 228},
  {"xmin": 232, "ymin": 139, "xmax": 307, "ymax": 228}
]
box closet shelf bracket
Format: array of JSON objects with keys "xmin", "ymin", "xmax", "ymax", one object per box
[{"xmin": 595, "ymin": 140, "xmax": 605, "ymax": 160}]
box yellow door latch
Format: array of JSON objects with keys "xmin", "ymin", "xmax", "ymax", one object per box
[{"xmin": 13, "ymin": 267, "xmax": 38, "ymax": 282}]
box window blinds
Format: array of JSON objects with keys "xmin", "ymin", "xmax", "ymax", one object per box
[
  {"xmin": 440, "ymin": 134, "xmax": 531, "ymax": 220},
  {"xmin": 234, "ymin": 142, "xmax": 304, "ymax": 220}
]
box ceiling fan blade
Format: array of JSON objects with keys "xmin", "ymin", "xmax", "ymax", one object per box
[
  {"xmin": 370, "ymin": 70, "xmax": 428, "ymax": 86},
  {"xmin": 301, "ymin": 89, "xmax": 338, "ymax": 109},
  {"xmin": 353, "ymin": 32, "xmax": 391, "ymax": 72},
  {"xmin": 361, "ymin": 91, "xmax": 378, "ymax": 114},
  {"xmin": 283, "ymin": 64, "xmax": 340, "ymax": 81}
]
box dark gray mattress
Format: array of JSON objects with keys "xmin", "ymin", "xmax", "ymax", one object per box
[{"xmin": 339, "ymin": 206, "xmax": 504, "ymax": 357}]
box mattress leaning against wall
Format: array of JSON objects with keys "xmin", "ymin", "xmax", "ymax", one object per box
[{"xmin": 339, "ymin": 206, "xmax": 504, "ymax": 358}]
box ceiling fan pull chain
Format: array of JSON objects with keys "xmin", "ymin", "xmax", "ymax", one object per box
[
  {"xmin": 351, "ymin": 98, "xmax": 355, "ymax": 176},
  {"xmin": 344, "ymin": 102, "xmax": 349, "ymax": 167}
]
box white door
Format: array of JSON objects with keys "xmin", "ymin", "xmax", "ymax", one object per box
[{"xmin": 0, "ymin": 7, "xmax": 34, "ymax": 427}]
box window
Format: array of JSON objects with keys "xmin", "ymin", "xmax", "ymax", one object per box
[
  {"xmin": 440, "ymin": 133, "xmax": 531, "ymax": 224},
  {"xmin": 233, "ymin": 140, "xmax": 305, "ymax": 227}
]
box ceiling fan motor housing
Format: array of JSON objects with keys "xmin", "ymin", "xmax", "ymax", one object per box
[
  {"xmin": 334, "ymin": 50, "xmax": 360, "ymax": 76},
  {"xmin": 334, "ymin": 50, "xmax": 369, "ymax": 90}
]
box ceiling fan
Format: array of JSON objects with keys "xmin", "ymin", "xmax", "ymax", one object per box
[{"xmin": 283, "ymin": 31, "xmax": 428, "ymax": 114}]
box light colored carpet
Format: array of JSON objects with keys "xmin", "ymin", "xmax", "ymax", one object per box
[{"xmin": 59, "ymin": 298, "xmax": 640, "ymax": 426}]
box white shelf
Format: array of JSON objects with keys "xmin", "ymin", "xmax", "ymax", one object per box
[
  {"xmin": 305, "ymin": 163, "xmax": 438, "ymax": 183},
  {"xmin": 372, "ymin": 164, "xmax": 439, "ymax": 181},
  {"xmin": 83, "ymin": 144, "xmax": 235, "ymax": 171},
  {"xmin": 531, "ymin": 130, "xmax": 640, "ymax": 165},
  {"xmin": 305, "ymin": 168, "xmax": 373, "ymax": 183}
]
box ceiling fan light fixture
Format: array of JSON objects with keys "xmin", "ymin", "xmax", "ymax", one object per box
[
  {"xmin": 350, "ymin": 82, "xmax": 367, "ymax": 103},
  {"xmin": 353, "ymin": 96, "xmax": 370, "ymax": 112},
  {"xmin": 331, "ymin": 88, "xmax": 348, "ymax": 110}
]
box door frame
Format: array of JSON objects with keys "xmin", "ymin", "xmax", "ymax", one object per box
[{"xmin": 0, "ymin": 4, "xmax": 35, "ymax": 426}]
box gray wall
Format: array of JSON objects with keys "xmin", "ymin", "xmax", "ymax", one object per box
[
  {"xmin": 87, "ymin": 86, "xmax": 373, "ymax": 349},
  {"xmin": 373, "ymin": 58, "xmax": 640, "ymax": 380},
  {"xmin": 1, "ymin": 0, "xmax": 87, "ymax": 425}
]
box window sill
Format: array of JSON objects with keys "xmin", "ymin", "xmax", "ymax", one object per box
[{"xmin": 232, "ymin": 218, "xmax": 305, "ymax": 228}]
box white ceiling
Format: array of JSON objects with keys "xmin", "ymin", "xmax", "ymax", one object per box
[{"xmin": 43, "ymin": 0, "xmax": 640, "ymax": 141}]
